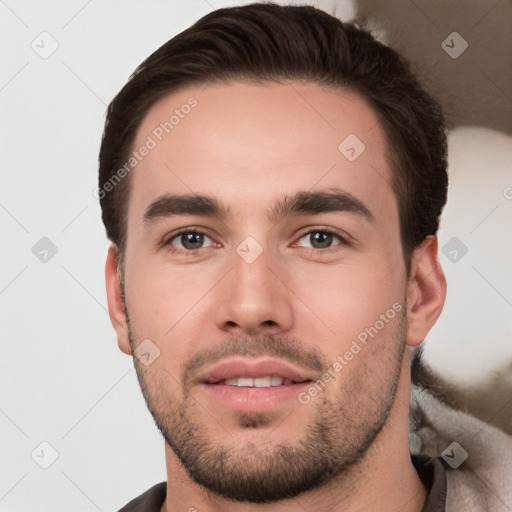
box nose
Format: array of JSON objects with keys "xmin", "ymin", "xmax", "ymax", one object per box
[{"xmin": 213, "ymin": 244, "xmax": 294, "ymax": 337}]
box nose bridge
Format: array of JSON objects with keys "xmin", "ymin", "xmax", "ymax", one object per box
[
  {"xmin": 214, "ymin": 235, "xmax": 293, "ymax": 334},
  {"xmin": 233, "ymin": 238, "xmax": 274, "ymax": 299}
]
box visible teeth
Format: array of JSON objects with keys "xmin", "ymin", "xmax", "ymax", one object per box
[
  {"xmin": 237, "ymin": 377, "xmax": 254, "ymax": 387},
  {"xmin": 222, "ymin": 376, "xmax": 290, "ymax": 387},
  {"xmin": 254, "ymin": 376, "xmax": 271, "ymax": 387},
  {"xmin": 271, "ymin": 376, "xmax": 284, "ymax": 386}
]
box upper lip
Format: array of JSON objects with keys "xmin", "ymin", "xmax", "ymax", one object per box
[{"xmin": 195, "ymin": 358, "xmax": 315, "ymax": 384}]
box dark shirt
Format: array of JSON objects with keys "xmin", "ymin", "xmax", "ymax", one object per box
[
  {"xmin": 412, "ymin": 454, "xmax": 448, "ymax": 511},
  {"xmin": 117, "ymin": 454, "xmax": 447, "ymax": 511}
]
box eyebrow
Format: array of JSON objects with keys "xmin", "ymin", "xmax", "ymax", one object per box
[{"xmin": 142, "ymin": 188, "xmax": 374, "ymax": 225}]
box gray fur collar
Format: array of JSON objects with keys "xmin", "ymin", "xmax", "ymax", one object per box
[{"xmin": 410, "ymin": 351, "xmax": 512, "ymax": 511}]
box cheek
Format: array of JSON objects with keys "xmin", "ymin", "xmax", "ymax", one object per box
[
  {"xmin": 290, "ymin": 257, "xmax": 405, "ymax": 349},
  {"xmin": 124, "ymin": 256, "xmax": 218, "ymax": 347}
]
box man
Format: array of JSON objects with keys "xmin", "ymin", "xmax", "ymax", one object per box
[{"xmin": 98, "ymin": 3, "xmax": 512, "ymax": 511}]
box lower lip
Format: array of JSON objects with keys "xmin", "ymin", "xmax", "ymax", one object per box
[{"xmin": 200, "ymin": 383, "xmax": 310, "ymax": 413}]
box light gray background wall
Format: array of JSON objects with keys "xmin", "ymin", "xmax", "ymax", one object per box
[{"xmin": 1, "ymin": 1, "xmax": 511, "ymax": 511}]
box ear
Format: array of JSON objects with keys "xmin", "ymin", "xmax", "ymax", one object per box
[
  {"xmin": 105, "ymin": 244, "xmax": 132, "ymax": 355},
  {"xmin": 406, "ymin": 235, "xmax": 447, "ymax": 347}
]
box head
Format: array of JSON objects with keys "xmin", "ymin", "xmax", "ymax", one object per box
[{"xmin": 100, "ymin": 3, "xmax": 447, "ymax": 504}]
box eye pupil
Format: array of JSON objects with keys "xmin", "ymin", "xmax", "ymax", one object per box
[
  {"xmin": 311, "ymin": 231, "xmax": 332, "ymax": 248},
  {"xmin": 182, "ymin": 232, "xmax": 204, "ymax": 249}
]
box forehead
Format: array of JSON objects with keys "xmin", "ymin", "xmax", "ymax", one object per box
[{"xmin": 129, "ymin": 81, "xmax": 395, "ymax": 221}]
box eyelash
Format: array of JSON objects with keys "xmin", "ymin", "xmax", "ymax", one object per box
[{"xmin": 163, "ymin": 226, "xmax": 350, "ymax": 254}]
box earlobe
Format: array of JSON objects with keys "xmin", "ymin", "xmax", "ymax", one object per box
[
  {"xmin": 105, "ymin": 244, "xmax": 132, "ymax": 355},
  {"xmin": 406, "ymin": 236, "xmax": 447, "ymax": 347}
]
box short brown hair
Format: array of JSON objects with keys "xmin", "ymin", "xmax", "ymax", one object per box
[{"xmin": 98, "ymin": 3, "xmax": 448, "ymax": 273}]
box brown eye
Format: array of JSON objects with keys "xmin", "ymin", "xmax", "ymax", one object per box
[
  {"xmin": 310, "ymin": 232, "xmax": 333, "ymax": 249},
  {"xmin": 169, "ymin": 231, "xmax": 214, "ymax": 251},
  {"xmin": 297, "ymin": 230, "xmax": 346, "ymax": 250}
]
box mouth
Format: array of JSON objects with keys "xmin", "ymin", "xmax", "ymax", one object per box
[
  {"xmin": 197, "ymin": 357, "xmax": 314, "ymax": 386},
  {"xmin": 218, "ymin": 376, "xmax": 300, "ymax": 387},
  {"xmin": 195, "ymin": 358, "xmax": 315, "ymax": 413}
]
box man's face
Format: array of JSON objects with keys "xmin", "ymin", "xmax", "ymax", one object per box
[{"xmin": 121, "ymin": 81, "xmax": 410, "ymax": 502}]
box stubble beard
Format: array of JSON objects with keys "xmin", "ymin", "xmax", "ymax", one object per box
[{"xmin": 128, "ymin": 309, "xmax": 407, "ymax": 503}]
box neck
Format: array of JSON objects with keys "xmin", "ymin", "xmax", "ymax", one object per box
[{"xmin": 161, "ymin": 348, "xmax": 426, "ymax": 512}]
